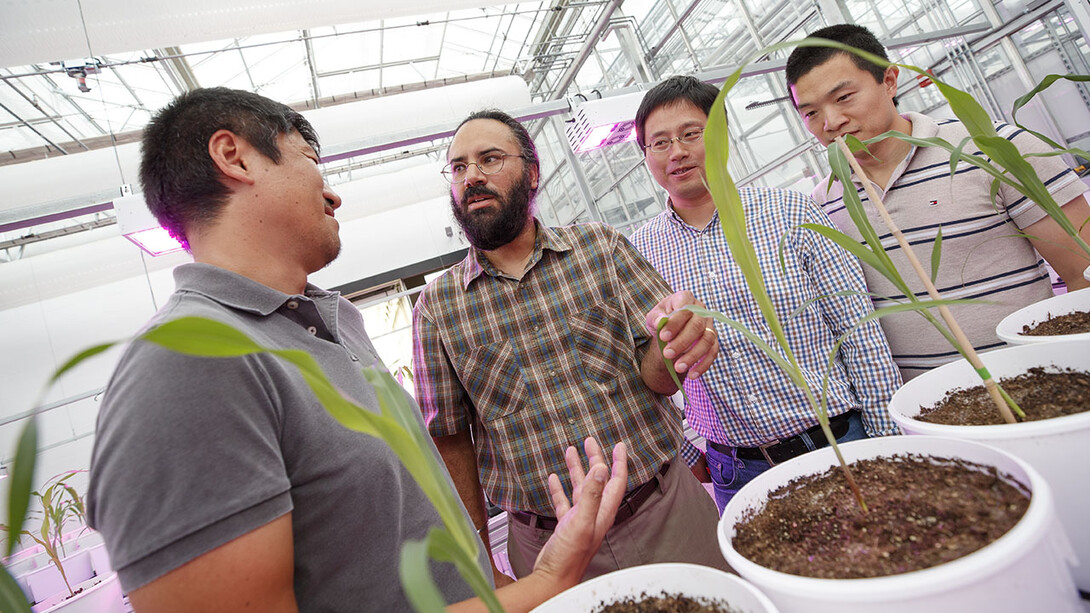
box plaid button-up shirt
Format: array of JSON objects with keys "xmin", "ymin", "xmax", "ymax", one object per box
[
  {"xmin": 629, "ymin": 187, "xmax": 901, "ymax": 457},
  {"xmin": 413, "ymin": 221, "xmax": 682, "ymax": 515}
]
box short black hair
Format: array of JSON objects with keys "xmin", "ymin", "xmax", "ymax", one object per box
[
  {"xmin": 785, "ymin": 24, "xmax": 889, "ymax": 89},
  {"xmin": 139, "ymin": 87, "xmax": 319, "ymax": 249},
  {"xmin": 634, "ymin": 76, "xmax": 719, "ymax": 149}
]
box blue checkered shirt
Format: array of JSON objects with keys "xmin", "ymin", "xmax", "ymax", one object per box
[{"xmin": 629, "ymin": 187, "xmax": 901, "ymax": 461}]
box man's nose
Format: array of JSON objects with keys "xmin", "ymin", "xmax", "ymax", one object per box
[
  {"xmin": 824, "ymin": 108, "xmax": 848, "ymax": 133},
  {"xmin": 666, "ymin": 138, "xmax": 689, "ymax": 159},
  {"xmin": 324, "ymin": 185, "xmax": 342, "ymax": 210},
  {"xmin": 463, "ymin": 162, "xmax": 488, "ymax": 185}
]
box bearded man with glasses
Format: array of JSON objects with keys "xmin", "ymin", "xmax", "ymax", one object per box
[
  {"xmin": 413, "ymin": 109, "xmax": 732, "ymax": 585},
  {"xmin": 628, "ymin": 76, "xmax": 903, "ymax": 514}
]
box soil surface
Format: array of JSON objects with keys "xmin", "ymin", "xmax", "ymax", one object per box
[
  {"xmin": 594, "ymin": 593, "xmax": 739, "ymax": 613},
  {"xmin": 918, "ymin": 367, "xmax": 1090, "ymax": 425},
  {"xmin": 732, "ymin": 455, "xmax": 1029, "ymax": 579},
  {"xmin": 1021, "ymin": 310, "xmax": 1090, "ymax": 336}
]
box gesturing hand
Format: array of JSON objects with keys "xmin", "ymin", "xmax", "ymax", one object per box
[{"xmin": 531, "ymin": 438, "xmax": 628, "ymax": 589}]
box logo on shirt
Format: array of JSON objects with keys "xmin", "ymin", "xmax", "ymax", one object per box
[{"xmin": 929, "ymin": 200, "xmax": 939, "ymax": 207}]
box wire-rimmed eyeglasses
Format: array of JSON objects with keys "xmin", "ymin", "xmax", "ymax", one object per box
[
  {"xmin": 441, "ymin": 152, "xmax": 525, "ymax": 183},
  {"xmin": 643, "ymin": 127, "xmax": 705, "ymax": 154}
]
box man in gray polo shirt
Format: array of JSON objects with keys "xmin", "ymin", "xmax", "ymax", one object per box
[
  {"xmin": 787, "ymin": 24, "xmax": 1090, "ymax": 380},
  {"xmin": 86, "ymin": 87, "xmax": 628, "ymax": 612}
]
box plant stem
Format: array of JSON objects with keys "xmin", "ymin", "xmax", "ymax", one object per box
[{"xmin": 834, "ymin": 137, "xmax": 1016, "ymax": 424}]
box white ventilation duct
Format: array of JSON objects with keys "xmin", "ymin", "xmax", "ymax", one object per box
[
  {"xmin": 1, "ymin": 0, "xmax": 503, "ymax": 69},
  {"xmin": 0, "ymin": 75, "xmax": 529, "ymax": 219},
  {"xmin": 0, "ymin": 157, "xmax": 453, "ymax": 310}
]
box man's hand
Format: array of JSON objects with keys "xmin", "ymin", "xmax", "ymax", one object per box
[
  {"xmin": 531, "ymin": 438, "xmax": 628, "ymax": 589},
  {"xmin": 641, "ymin": 291, "xmax": 719, "ymax": 394},
  {"xmin": 447, "ymin": 439, "xmax": 627, "ymax": 613}
]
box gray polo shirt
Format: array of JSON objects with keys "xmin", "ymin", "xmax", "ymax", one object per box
[{"xmin": 87, "ymin": 263, "xmax": 487, "ymax": 610}]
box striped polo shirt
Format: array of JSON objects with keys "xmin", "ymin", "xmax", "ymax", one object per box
[{"xmin": 813, "ymin": 111, "xmax": 1087, "ymax": 380}]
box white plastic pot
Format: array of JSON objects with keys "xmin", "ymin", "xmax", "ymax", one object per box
[
  {"xmin": 995, "ymin": 286, "xmax": 1090, "ymax": 344},
  {"xmin": 23, "ymin": 550, "xmax": 94, "ymax": 605},
  {"xmin": 31, "ymin": 573, "xmax": 124, "ymax": 613},
  {"xmin": 889, "ymin": 340, "xmax": 1090, "ymax": 592},
  {"xmin": 717, "ymin": 436, "xmax": 1080, "ymax": 613},
  {"xmin": 530, "ymin": 563, "xmax": 779, "ymax": 613}
]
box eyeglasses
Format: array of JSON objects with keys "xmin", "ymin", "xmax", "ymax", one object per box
[
  {"xmin": 644, "ymin": 127, "xmax": 705, "ymax": 154},
  {"xmin": 441, "ymin": 152, "xmax": 525, "ymax": 183}
]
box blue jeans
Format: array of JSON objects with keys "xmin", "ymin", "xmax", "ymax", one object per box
[{"xmin": 705, "ymin": 411, "xmax": 867, "ymax": 515}]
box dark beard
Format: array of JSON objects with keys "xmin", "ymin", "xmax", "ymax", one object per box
[{"xmin": 450, "ymin": 172, "xmax": 533, "ymax": 251}]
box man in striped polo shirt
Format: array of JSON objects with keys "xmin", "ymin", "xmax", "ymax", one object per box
[{"xmin": 788, "ymin": 24, "xmax": 1090, "ymax": 380}]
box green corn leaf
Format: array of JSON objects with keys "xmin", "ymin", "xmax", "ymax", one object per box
[
  {"xmin": 681, "ymin": 306, "xmax": 803, "ymax": 391},
  {"xmin": 787, "ymin": 289, "xmax": 889, "ymax": 319},
  {"xmin": 656, "ymin": 317, "xmax": 689, "ymax": 404},
  {"xmin": 933, "ymin": 78, "xmax": 997, "ymax": 139},
  {"xmin": 797, "ymin": 223, "xmax": 887, "ymax": 275},
  {"xmin": 50, "ymin": 342, "xmax": 115, "ymax": 384},
  {"xmin": 399, "ymin": 538, "xmax": 446, "ymax": 613},
  {"xmin": 1022, "ymin": 149, "xmax": 1090, "ymax": 160},
  {"xmin": 858, "ymin": 298, "xmax": 987, "ymax": 324},
  {"xmin": 705, "ymin": 84, "xmax": 795, "ymax": 364},
  {"xmin": 949, "ymin": 136, "xmax": 974, "ymax": 178},
  {"xmin": 989, "ymin": 178, "xmax": 1002, "ymax": 214},
  {"xmin": 930, "ymin": 227, "xmax": 943, "ymax": 283},
  {"xmin": 0, "ymin": 567, "xmax": 31, "ymax": 613},
  {"xmin": 1012, "ymin": 74, "xmax": 1090, "ymax": 155},
  {"xmin": 426, "ymin": 528, "xmax": 501, "ymax": 612},
  {"xmin": 142, "ymin": 316, "xmax": 265, "ymax": 356},
  {"xmin": 5, "ymin": 417, "xmax": 37, "ymax": 558},
  {"xmin": 842, "ymin": 133, "xmax": 877, "ymax": 161}
]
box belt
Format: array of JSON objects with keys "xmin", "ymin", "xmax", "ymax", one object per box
[
  {"xmin": 707, "ymin": 409, "xmax": 857, "ymax": 466},
  {"xmin": 509, "ymin": 461, "xmax": 670, "ymax": 531}
]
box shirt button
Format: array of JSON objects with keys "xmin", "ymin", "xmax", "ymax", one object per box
[
  {"xmin": 567, "ymin": 417, "xmax": 576, "ymax": 425},
  {"xmin": 286, "ymin": 300, "xmax": 299, "ymax": 310},
  {"xmin": 747, "ymin": 394, "xmax": 758, "ymax": 403},
  {"xmin": 731, "ymin": 351, "xmax": 741, "ymax": 359},
  {"xmin": 306, "ymin": 326, "xmax": 318, "ymax": 335},
  {"xmin": 549, "ymin": 369, "xmax": 557, "ymax": 377}
]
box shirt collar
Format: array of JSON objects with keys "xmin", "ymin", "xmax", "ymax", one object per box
[
  {"xmin": 173, "ymin": 262, "xmax": 339, "ymax": 316},
  {"xmin": 460, "ymin": 219, "xmax": 573, "ymax": 289},
  {"xmin": 665, "ymin": 197, "xmax": 720, "ymax": 231}
]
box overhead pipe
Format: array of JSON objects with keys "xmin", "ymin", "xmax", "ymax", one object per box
[{"xmin": 547, "ymin": 0, "xmax": 624, "ymax": 100}]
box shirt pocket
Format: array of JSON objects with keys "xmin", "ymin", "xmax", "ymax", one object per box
[
  {"xmin": 452, "ymin": 338, "xmax": 528, "ymax": 422},
  {"xmin": 567, "ymin": 298, "xmax": 634, "ymax": 388}
]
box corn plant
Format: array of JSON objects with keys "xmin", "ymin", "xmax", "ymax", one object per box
[
  {"xmin": 1, "ymin": 317, "xmax": 500, "ymax": 613},
  {"xmin": 0, "ymin": 470, "xmax": 88, "ymax": 599}
]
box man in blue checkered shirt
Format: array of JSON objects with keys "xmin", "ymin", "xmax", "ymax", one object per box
[{"xmin": 629, "ymin": 76, "xmax": 902, "ymax": 514}]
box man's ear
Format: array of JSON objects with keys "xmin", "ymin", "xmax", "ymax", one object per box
[
  {"xmin": 883, "ymin": 65, "xmax": 900, "ymax": 99},
  {"xmin": 208, "ymin": 129, "xmax": 257, "ymax": 186},
  {"xmin": 529, "ymin": 163, "xmax": 540, "ymax": 191}
]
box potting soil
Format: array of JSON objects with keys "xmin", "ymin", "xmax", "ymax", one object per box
[
  {"xmin": 732, "ymin": 455, "xmax": 1029, "ymax": 578},
  {"xmin": 918, "ymin": 367, "xmax": 1090, "ymax": 425}
]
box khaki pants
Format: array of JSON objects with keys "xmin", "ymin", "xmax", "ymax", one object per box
[{"xmin": 505, "ymin": 458, "xmax": 732, "ymax": 580}]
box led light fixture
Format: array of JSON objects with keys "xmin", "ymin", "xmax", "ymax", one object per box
[
  {"xmin": 565, "ymin": 91, "xmax": 645, "ymax": 153},
  {"xmin": 114, "ymin": 193, "xmax": 184, "ymax": 256}
]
